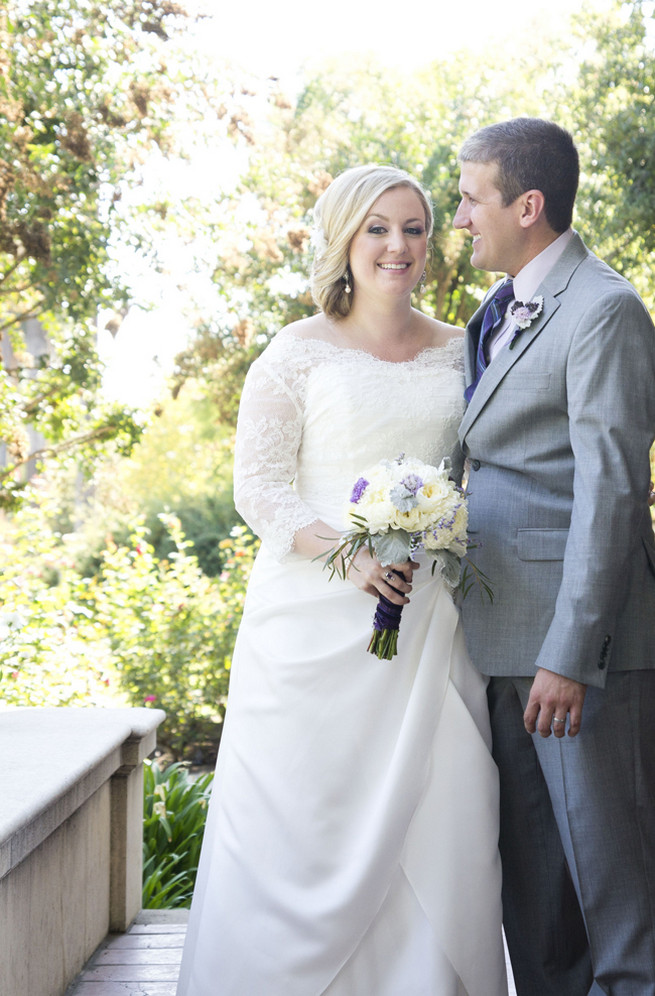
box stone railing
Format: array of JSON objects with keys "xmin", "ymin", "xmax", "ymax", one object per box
[{"xmin": 0, "ymin": 706, "xmax": 165, "ymax": 996}]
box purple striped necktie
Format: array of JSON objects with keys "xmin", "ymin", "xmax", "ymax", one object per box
[{"xmin": 464, "ymin": 278, "xmax": 514, "ymax": 403}]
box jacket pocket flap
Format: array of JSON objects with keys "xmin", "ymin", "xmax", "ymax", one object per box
[
  {"xmin": 505, "ymin": 372, "xmax": 551, "ymax": 391},
  {"xmin": 517, "ymin": 528, "xmax": 569, "ymax": 561}
]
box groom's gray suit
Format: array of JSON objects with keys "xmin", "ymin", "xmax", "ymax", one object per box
[{"xmin": 459, "ymin": 232, "xmax": 655, "ymax": 994}]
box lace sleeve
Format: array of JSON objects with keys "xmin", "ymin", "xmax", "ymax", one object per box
[{"xmin": 233, "ymin": 339, "xmax": 319, "ymax": 561}]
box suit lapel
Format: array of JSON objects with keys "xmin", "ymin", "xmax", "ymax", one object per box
[{"xmin": 459, "ymin": 234, "xmax": 590, "ymax": 442}]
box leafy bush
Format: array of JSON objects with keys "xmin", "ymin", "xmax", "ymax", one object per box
[
  {"xmin": 144, "ymin": 493, "xmax": 241, "ymax": 579},
  {"xmin": 1, "ymin": 489, "xmax": 257, "ymax": 759},
  {"xmin": 0, "ymin": 491, "xmax": 120, "ymax": 708},
  {"xmin": 143, "ymin": 759, "xmax": 213, "ymax": 909},
  {"xmin": 92, "ymin": 517, "xmax": 257, "ymax": 759}
]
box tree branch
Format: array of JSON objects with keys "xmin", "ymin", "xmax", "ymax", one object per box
[{"xmin": 0, "ymin": 424, "xmax": 117, "ymax": 481}]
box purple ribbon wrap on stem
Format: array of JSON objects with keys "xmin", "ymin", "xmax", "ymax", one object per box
[{"xmin": 367, "ymin": 570, "xmax": 404, "ymax": 660}]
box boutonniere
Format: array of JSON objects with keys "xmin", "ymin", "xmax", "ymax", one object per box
[{"xmin": 507, "ymin": 296, "xmax": 544, "ymax": 349}]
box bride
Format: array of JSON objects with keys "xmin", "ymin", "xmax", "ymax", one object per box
[{"xmin": 176, "ymin": 165, "xmax": 507, "ymax": 995}]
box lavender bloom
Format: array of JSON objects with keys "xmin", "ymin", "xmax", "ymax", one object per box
[
  {"xmin": 401, "ymin": 474, "xmax": 423, "ymax": 495},
  {"xmin": 389, "ymin": 473, "xmax": 424, "ymax": 512},
  {"xmin": 350, "ymin": 477, "xmax": 369, "ymax": 504}
]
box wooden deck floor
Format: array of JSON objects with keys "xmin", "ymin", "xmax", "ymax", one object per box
[
  {"xmin": 67, "ymin": 908, "xmax": 517, "ymax": 995},
  {"xmin": 65, "ymin": 910, "xmax": 189, "ymax": 996}
]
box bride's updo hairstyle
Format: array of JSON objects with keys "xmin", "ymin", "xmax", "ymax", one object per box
[{"xmin": 310, "ymin": 165, "xmax": 434, "ymax": 319}]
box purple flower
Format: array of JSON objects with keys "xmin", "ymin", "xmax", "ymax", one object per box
[
  {"xmin": 350, "ymin": 477, "xmax": 369, "ymax": 503},
  {"xmin": 389, "ymin": 473, "xmax": 425, "ymax": 512},
  {"xmin": 401, "ymin": 473, "xmax": 423, "ymax": 495}
]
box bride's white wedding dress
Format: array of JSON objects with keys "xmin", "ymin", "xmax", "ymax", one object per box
[{"xmin": 176, "ymin": 333, "xmax": 507, "ymax": 996}]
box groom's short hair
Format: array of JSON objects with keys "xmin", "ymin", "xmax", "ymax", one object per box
[{"xmin": 459, "ymin": 118, "xmax": 579, "ymax": 234}]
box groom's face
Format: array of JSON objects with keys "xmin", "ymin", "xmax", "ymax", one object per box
[{"xmin": 454, "ymin": 161, "xmax": 524, "ymax": 276}]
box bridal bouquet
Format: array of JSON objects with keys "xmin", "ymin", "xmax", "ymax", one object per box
[{"xmin": 323, "ymin": 454, "xmax": 470, "ymax": 660}]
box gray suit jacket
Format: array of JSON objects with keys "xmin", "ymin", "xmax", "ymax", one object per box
[{"xmin": 458, "ymin": 232, "xmax": 655, "ymax": 687}]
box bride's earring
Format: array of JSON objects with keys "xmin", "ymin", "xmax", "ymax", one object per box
[
  {"xmin": 343, "ymin": 271, "xmax": 352, "ymax": 294},
  {"xmin": 419, "ymin": 269, "xmax": 426, "ymax": 291}
]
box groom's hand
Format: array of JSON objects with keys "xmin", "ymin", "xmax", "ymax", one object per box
[{"xmin": 523, "ymin": 668, "xmax": 587, "ymax": 739}]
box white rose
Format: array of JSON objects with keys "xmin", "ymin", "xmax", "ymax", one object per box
[
  {"xmin": 422, "ymin": 503, "xmax": 468, "ymax": 551},
  {"xmin": 389, "ymin": 505, "xmax": 425, "ymax": 532}
]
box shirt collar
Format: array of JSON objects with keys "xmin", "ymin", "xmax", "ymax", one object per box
[{"xmin": 511, "ymin": 228, "xmax": 574, "ymax": 304}]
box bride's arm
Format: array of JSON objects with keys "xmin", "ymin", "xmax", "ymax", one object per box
[
  {"xmin": 233, "ymin": 343, "xmax": 414, "ymax": 604},
  {"xmin": 233, "ymin": 349, "xmax": 318, "ymax": 560}
]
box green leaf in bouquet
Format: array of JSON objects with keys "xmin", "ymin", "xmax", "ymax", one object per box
[
  {"xmin": 372, "ymin": 529, "xmax": 412, "ymax": 566},
  {"xmin": 314, "ymin": 529, "xmax": 372, "ymax": 579},
  {"xmin": 460, "ymin": 557, "xmax": 494, "ymax": 602},
  {"xmin": 430, "ymin": 549, "xmax": 461, "ymax": 592}
]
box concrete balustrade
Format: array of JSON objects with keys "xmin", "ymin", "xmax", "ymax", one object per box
[{"xmin": 0, "ymin": 707, "xmax": 165, "ymax": 996}]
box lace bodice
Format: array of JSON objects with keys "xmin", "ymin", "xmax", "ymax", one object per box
[{"xmin": 233, "ymin": 332, "xmax": 466, "ymax": 560}]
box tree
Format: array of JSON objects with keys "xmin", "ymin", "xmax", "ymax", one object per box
[
  {"xmin": 0, "ymin": 0, "xmax": 193, "ymax": 507},
  {"xmin": 61, "ymin": 383, "xmax": 242, "ymax": 578},
  {"xmin": 569, "ymin": 0, "xmax": 655, "ymax": 307}
]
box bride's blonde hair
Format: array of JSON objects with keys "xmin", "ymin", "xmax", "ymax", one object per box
[{"xmin": 310, "ymin": 165, "xmax": 434, "ymax": 319}]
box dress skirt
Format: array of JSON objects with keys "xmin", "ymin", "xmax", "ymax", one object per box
[{"xmin": 176, "ymin": 545, "xmax": 507, "ymax": 995}]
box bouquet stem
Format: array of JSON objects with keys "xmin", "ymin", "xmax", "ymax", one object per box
[{"xmin": 368, "ymin": 579, "xmax": 404, "ymax": 660}]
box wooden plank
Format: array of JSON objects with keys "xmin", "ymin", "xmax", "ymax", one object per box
[
  {"xmin": 71, "ymin": 984, "xmax": 177, "ymax": 995},
  {"xmin": 80, "ymin": 964, "xmax": 179, "ymax": 982},
  {"xmin": 94, "ymin": 947, "xmax": 182, "ymax": 966},
  {"xmin": 99, "ymin": 933, "xmax": 186, "ymax": 949}
]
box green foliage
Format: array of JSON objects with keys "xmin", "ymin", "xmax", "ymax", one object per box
[
  {"xmin": 0, "ymin": 487, "xmax": 257, "ymax": 758},
  {"xmin": 145, "ymin": 494, "xmax": 238, "ymax": 578},
  {"xmin": 142, "ymin": 759, "xmax": 213, "ymax": 909},
  {"xmin": 0, "ymin": 0, "xmax": 178, "ymax": 507},
  {"xmin": 0, "ymin": 498, "xmax": 121, "ymax": 707},
  {"xmin": 88, "ymin": 517, "xmax": 257, "ymax": 758},
  {"xmin": 0, "ymin": 0, "xmax": 188, "ymax": 332},
  {"xmin": 569, "ymin": 0, "xmax": 655, "ymax": 307},
  {"xmin": 0, "ymin": 0, "xmax": 219, "ymax": 510},
  {"xmin": 115, "ymin": 386, "xmax": 242, "ymax": 573},
  {"xmin": 57, "ymin": 384, "xmax": 243, "ymax": 578},
  {"xmin": 172, "ymin": 338, "xmax": 265, "ymax": 429}
]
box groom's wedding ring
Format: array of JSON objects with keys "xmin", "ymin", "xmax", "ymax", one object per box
[
  {"xmin": 384, "ymin": 571, "xmax": 394, "ymax": 581},
  {"xmin": 553, "ymin": 716, "xmax": 566, "ymax": 723}
]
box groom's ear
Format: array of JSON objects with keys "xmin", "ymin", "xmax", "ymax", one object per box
[{"xmin": 517, "ymin": 189, "xmax": 546, "ymax": 229}]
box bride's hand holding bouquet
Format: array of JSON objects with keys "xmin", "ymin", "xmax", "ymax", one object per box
[{"xmin": 342, "ymin": 544, "xmax": 417, "ymax": 611}]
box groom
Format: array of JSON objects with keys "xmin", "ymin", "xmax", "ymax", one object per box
[{"xmin": 454, "ymin": 117, "xmax": 655, "ymax": 995}]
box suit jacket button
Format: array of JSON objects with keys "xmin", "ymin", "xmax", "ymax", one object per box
[{"xmin": 471, "ymin": 459, "xmax": 481, "ymax": 471}]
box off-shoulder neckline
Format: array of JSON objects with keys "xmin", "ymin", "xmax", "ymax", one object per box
[{"xmin": 278, "ymin": 331, "xmax": 464, "ymax": 366}]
